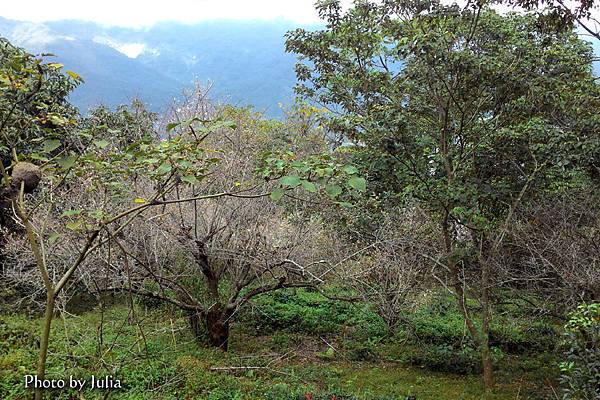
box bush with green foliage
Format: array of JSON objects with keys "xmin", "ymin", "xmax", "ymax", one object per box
[
  {"xmin": 240, "ymin": 289, "xmax": 385, "ymax": 337},
  {"xmin": 559, "ymin": 303, "xmax": 600, "ymax": 400},
  {"xmin": 239, "ymin": 289, "xmax": 391, "ymax": 361},
  {"xmin": 241, "ymin": 290, "xmax": 560, "ymax": 373},
  {"xmin": 385, "ymin": 295, "xmax": 559, "ymax": 374}
]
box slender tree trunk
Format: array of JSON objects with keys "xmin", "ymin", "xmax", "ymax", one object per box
[
  {"xmin": 480, "ymin": 247, "xmax": 494, "ymax": 389},
  {"xmin": 442, "ymin": 214, "xmax": 495, "ymax": 389},
  {"xmin": 481, "ymin": 334, "xmax": 494, "ymax": 389},
  {"xmin": 452, "ymin": 276, "xmax": 494, "ymax": 389},
  {"xmin": 35, "ymin": 291, "xmax": 55, "ymax": 400},
  {"xmin": 442, "ymin": 213, "xmax": 480, "ymax": 343}
]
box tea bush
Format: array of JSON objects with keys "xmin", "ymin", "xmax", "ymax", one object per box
[{"xmin": 559, "ymin": 303, "xmax": 600, "ymax": 400}]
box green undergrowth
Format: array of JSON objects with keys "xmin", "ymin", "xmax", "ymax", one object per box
[
  {"xmin": 0, "ymin": 290, "xmax": 560, "ymax": 399},
  {"xmin": 241, "ymin": 289, "xmax": 560, "ymax": 377},
  {"xmin": 383, "ymin": 295, "xmax": 560, "ymax": 379}
]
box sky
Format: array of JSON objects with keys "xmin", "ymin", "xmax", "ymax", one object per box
[
  {"xmin": 0, "ymin": 0, "xmax": 597, "ymax": 32},
  {"xmin": 0, "ymin": 0, "xmax": 354, "ymax": 27}
]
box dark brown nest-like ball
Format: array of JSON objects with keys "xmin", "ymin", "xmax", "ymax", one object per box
[{"xmin": 11, "ymin": 162, "xmax": 42, "ymax": 193}]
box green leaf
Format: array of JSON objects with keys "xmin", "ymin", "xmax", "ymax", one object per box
[
  {"xmin": 57, "ymin": 155, "xmax": 77, "ymax": 169},
  {"xmin": 61, "ymin": 209, "xmax": 82, "ymax": 217},
  {"xmin": 181, "ymin": 175, "xmax": 200, "ymax": 185},
  {"xmin": 42, "ymin": 139, "xmax": 61, "ymax": 153},
  {"xmin": 94, "ymin": 139, "xmax": 110, "ymax": 149},
  {"xmin": 177, "ymin": 159, "xmax": 193, "ymax": 169},
  {"xmin": 29, "ymin": 153, "xmax": 49, "ymax": 162},
  {"xmin": 325, "ymin": 184, "xmax": 343, "ymax": 198},
  {"xmin": 49, "ymin": 115, "xmax": 69, "ymax": 126},
  {"xmin": 301, "ymin": 180, "xmax": 317, "ymax": 192},
  {"xmin": 270, "ymin": 188, "xmax": 285, "ymax": 201},
  {"xmin": 166, "ymin": 122, "xmax": 179, "ymax": 132},
  {"xmin": 347, "ymin": 176, "xmax": 366, "ymax": 192},
  {"xmin": 213, "ymin": 119, "xmax": 237, "ymax": 130},
  {"xmin": 290, "ymin": 161, "xmax": 305, "ymax": 168},
  {"xmin": 133, "ymin": 198, "xmax": 147, "ymax": 204},
  {"xmin": 89, "ymin": 209, "xmax": 106, "ymax": 220},
  {"xmin": 337, "ymin": 201, "xmax": 354, "ymax": 209},
  {"xmin": 65, "ymin": 220, "xmax": 83, "ymax": 231},
  {"xmin": 342, "ymin": 165, "xmax": 359, "ymax": 175},
  {"xmin": 281, "ymin": 175, "xmax": 302, "ymax": 187},
  {"xmin": 155, "ymin": 162, "xmax": 172, "ymax": 175},
  {"xmin": 48, "ymin": 232, "xmax": 60, "ymax": 244}
]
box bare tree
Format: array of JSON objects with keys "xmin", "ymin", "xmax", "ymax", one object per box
[
  {"xmin": 504, "ymin": 190, "xmax": 600, "ymax": 309},
  {"xmin": 339, "ymin": 207, "xmax": 436, "ymax": 331},
  {"xmin": 94, "ymin": 109, "xmax": 338, "ymax": 349}
]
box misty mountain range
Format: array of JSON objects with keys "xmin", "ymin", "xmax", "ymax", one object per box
[
  {"xmin": 0, "ymin": 16, "xmax": 598, "ymax": 118},
  {"xmin": 0, "ymin": 16, "xmax": 314, "ymax": 117}
]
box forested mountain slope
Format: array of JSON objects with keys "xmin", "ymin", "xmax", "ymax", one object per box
[{"xmin": 0, "ymin": 17, "xmax": 310, "ymax": 116}]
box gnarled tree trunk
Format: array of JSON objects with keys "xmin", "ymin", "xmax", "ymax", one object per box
[
  {"xmin": 206, "ymin": 307, "xmax": 232, "ymax": 350},
  {"xmin": 188, "ymin": 307, "xmax": 233, "ymax": 350}
]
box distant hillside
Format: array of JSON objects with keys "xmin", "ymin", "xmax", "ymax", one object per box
[
  {"xmin": 0, "ymin": 16, "xmax": 597, "ymax": 116},
  {"xmin": 43, "ymin": 39, "xmax": 182, "ymax": 112},
  {"xmin": 0, "ymin": 17, "xmax": 314, "ymax": 116}
]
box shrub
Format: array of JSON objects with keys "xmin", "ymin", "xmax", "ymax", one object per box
[
  {"xmin": 239, "ymin": 289, "xmax": 384, "ymax": 336},
  {"xmin": 490, "ymin": 319, "xmax": 558, "ymax": 354},
  {"xmin": 559, "ymin": 303, "xmax": 600, "ymax": 400},
  {"xmin": 408, "ymin": 344, "xmax": 480, "ymax": 374},
  {"xmin": 344, "ymin": 336, "xmax": 381, "ymax": 361}
]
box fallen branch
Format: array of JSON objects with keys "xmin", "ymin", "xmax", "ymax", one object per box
[{"xmin": 210, "ymin": 366, "xmax": 266, "ymax": 371}]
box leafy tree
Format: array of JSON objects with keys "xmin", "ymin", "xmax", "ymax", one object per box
[
  {"xmin": 0, "ymin": 38, "xmax": 81, "ymax": 164},
  {"xmin": 0, "ymin": 38, "xmax": 82, "ymax": 277},
  {"xmin": 286, "ymin": 0, "xmax": 600, "ymax": 387},
  {"xmin": 503, "ymin": 0, "xmax": 600, "ymax": 40},
  {"xmin": 78, "ymin": 99, "xmax": 159, "ymax": 149},
  {"xmin": 0, "ymin": 38, "xmax": 85, "ymax": 400},
  {"xmin": 0, "ymin": 40, "xmax": 266, "ymax": 398},
  {"xmin": 78, "ymin": 105, "xmax": 364, "ymax": 350}
]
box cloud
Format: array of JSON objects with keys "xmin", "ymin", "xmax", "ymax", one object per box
[
  {"xmin": 93, "ymin": 36, "xmax": 147, "ymax": 58},
  {"xmin": 0, "ymin": 0, "xmax": 597, "ymax": 30},
  {"xmin": 8, "ymin": 23, "xmax": 74, "ymax": 48}
]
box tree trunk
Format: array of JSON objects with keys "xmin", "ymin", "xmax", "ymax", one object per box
[
  {"xmin": 481, "ymin": 337, "xmax": 494, "ymax": 389},
  {"xmin": 35, "ymin": 291, "xmax": 55, "ymax": 400},
  {"xmin": 187, "ymin": 307, "xmax": 231, "ymax": 350},
  {"xmin": 205, "ymin": 307, "xmax": 231, "ymax": 351},
  {"xmin": 480, "ymin": 247, "xmax": 495, "ymax": 389},
  {"xmin": 443, "ymin": 214, "xmax": 495, "ymax": 390}
]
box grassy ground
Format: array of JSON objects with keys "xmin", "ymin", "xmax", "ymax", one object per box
[{"xmin": 0, "ymin": 291, "xmax": 560, "ymax": 399}]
